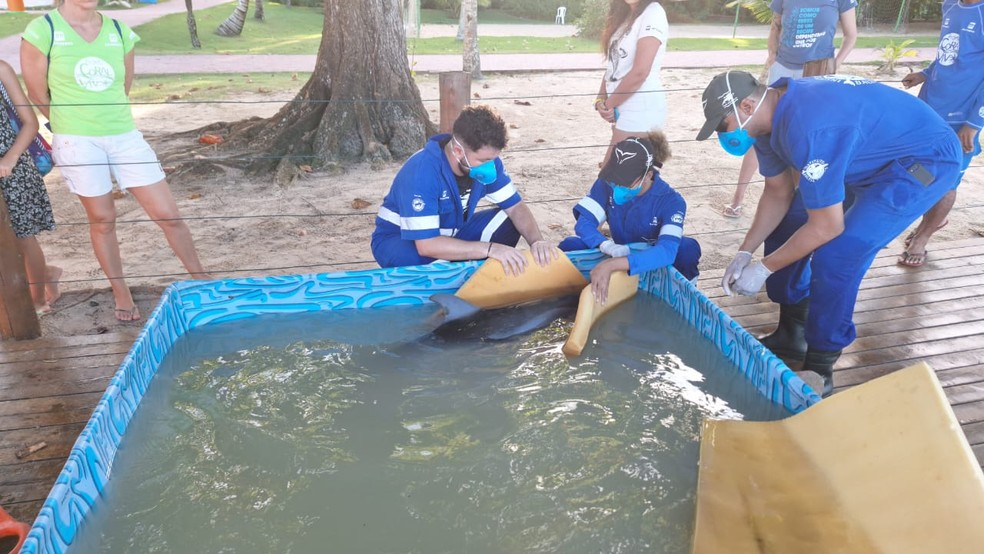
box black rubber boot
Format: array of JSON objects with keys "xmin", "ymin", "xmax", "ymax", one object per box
[
  {"xmin": 801, "ymin": 348, "xmax": 841, "ymax": 398},
  {"xmin": 758, "ymin": 298, "xmax": 809, "ymax": 362}
]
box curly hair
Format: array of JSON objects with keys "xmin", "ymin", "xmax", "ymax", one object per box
[
  {"xmin": 452, "ymin": 105, "xmax": 508, "ymax": 151},
  {"xmin": 640, "ymin": 129, "xmax": 671, "ymax": 168},
  {"xmin": 600, "ymin": 0, "xmax": 661, "ymax": 52}
]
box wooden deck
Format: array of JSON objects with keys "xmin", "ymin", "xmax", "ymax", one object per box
[{"xmin": 1, "ymin": 237, "xmax": 982, "ymax": 526}]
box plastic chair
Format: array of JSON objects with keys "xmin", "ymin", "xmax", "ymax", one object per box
[{"xmin": 555, "ymin": 6, "xmax": 567, "ymax": 25}]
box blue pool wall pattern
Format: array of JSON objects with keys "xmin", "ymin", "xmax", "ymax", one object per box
[{"xmin": 22, "ymin": 251, "xmax": 821, "ymax": 553}]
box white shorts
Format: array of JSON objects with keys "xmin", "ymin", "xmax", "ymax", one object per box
[
  {"xmin": 52, "ymin": 129, "xmax": 166, "ymax": 198},
  {"xmin": 608, "ymin": 80, "xmax": 667, "ymax": 133},
  {"xmin": 767, "ymin": 62, "xmax": 804, "ymax": 86}
]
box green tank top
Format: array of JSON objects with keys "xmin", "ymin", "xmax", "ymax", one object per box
[{"xmin": 23, "ymin": 11, "xmax": 139, "ymax": 136}]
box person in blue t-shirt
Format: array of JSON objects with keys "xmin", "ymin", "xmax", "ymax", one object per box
[
  {"xmin": 371, "ymin": 105, "xmax": 557, "ymax": 275},
  {"xmin": 559, "ymin": 132, "xmax": 701, "ymax": 303},
  {"xmin": 722, "ymin": 0, "xmax": 857, "ymax": 220},
  {"xmin": 897, "ymin": 0, "xmax": 984, "ymax": 267},
  {"xmin": 696, "ymin": 71, "xmax": 963, "ymax": 397}
]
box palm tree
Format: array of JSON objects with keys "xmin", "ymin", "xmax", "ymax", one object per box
[{"xmin": 215, "ymin": 0, "xmax": 250, "ymax": 37}]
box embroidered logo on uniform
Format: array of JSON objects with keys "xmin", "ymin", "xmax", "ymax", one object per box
[
  {"xmin": 979, "ymin": 106, "xmax": 984, "ymax": 118},
  {"xmin": 816, "ymin": 75, "xmax": 873, "ymax": 86},
  {"xmin": 802, "ymin": 160, "xmax": 829, "ymax": 182},
  {"xmin": 108, "ymin": 34, "xmax": 120, "ymax": 45},
  {"xmin": 671, "ymin": 213, "xmax": 684, "ymax": 224},
  {"xmin": 938, "ymin": 33, "xmax": 960, "ymax": 66},
  {"xmin": 74, "ymin": 57, "xmax": 115, "ymax": 92},
  {"xmin": 411, "ymin": 197, "xmax": 425, "ymax": 212},
  {"xmin": 439, "ymin": 190, "xmax": 450, "ymax": 200},
  {"xmin": 53, "ymin": 31, "xmax": 66, "ymax": 42},
  {"xmin": 650, "ymin": 216, "xmax": 660, "ymax": 227},
  {"xmin": 967, "ymin": 22, "xmax": 977, "ymax": 31},
  {"xmin": 614, "ymin": 147, "xmax": 637, "ymax": 165}
]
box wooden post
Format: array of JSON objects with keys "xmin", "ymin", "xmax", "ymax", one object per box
[
  {"xmin": 439, "ymin": 71, "xmax": 471, "ymax": 134},
  {"xmin": 0, "ymin": 198, "xmax": 40, "ymax": 340}
]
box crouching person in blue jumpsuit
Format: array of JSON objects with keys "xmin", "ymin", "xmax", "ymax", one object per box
[
  {"xmin": 371, "ymin": 105, "xmax": 557, "ymax": 275},
  {"xmin": 696, "ymin": 71, "xmax": 963, "ymax": 397},
  {"xmin": 558, "ymin": 131, "xmax": 701, "ymax": 304}
]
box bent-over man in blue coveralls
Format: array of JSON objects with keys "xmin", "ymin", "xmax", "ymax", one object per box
[
  {"xmin": 372, "ymin": 105, "xmax": 556, "ymax": 275},
  {"xmin": 696, "ymin": 71, "xmax": 963, "ymax": 397},
  {"xmin": 559, "ymin": 131, "xmax": 701, "ymax": 304}
]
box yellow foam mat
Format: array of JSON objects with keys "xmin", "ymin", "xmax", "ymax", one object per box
[
  {"xmin": 455, "ymin": 250, "xmax": 588, "ymax": 310},
  {"xmin": 562, "ymin": 271, "xmax": 639, "ymax": 357},
  {"xmin": 692, "ymin": 362, "xmax": 984, "ymax": 554}
]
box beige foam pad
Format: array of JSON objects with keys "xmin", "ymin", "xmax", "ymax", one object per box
[
  {"xmin": 455, "ymin": 249, "xmax": 588, "ymax": 310},
  {"xmin": 562, "ymin": 271, "xmax": 639, "ymax": 357},
  {"xmin": 692, "ymin": 362, "xmax": 984, "ymax": 554}
]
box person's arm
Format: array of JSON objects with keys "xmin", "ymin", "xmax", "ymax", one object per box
[
  {"xmin": 19, "ymin": 41, "xmax": 50, "ymax": 120},
  {"xmin": 834, "ymin": 8, "xmax": 858, "ymax": 72},
  {"xmin": 763, "ymin": 203, "xmax": 843, "ymax": 272},
  {"xmin": 739, "ymin": 169, "xmax": 797, "ymax": 255},
  {"xmin": 594, "ymin": 78, "xmax": 615, "ymax": 123},
  {"xmin": 0, "ymin": 63, "xmax": 40, "ymax": 177},
  {"xmin": 124, "ymin": 49, "xmax": 135, "ymax": 96},
  {"xmin": 574, "ymin": 215, "xmax": 608, "ymax": 247},
  {"xmin": 604, "ymin": 36, "xmax": 661, "ymax": 110},
  {"xmin": 766, "ymin": 12, "xmax": 782, "ymax": 68},
  {"xmin": 503, "ymin": 200, "xmax": 558, "ymax": 267}
]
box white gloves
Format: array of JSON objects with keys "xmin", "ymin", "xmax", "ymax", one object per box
[
  {"xmin": 732, "ymin": 261, "xmax": 772, "ymax": 296},
  {"xmin": 722, "ymin": 251, "xmax": 753, "ymax": 296},
  {"xmin": 599, "ymin": 240, "xmax": 630, "ymax": 258}
]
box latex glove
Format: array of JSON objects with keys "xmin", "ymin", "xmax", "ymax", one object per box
[
  {"xmin": 732, "ymin": 261, "xmax": 772, "ymax": 296},
  {"xmin": 599, "ymin": 239, "xmax": 630, "ymax": 258},
  {"xmin": 722, "ymin": 251, "xmax": 753, "ymax": 296}
]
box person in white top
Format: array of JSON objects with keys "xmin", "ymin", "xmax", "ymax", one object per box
[{"xmin": 594, "ymin": 0, "xmax": 668, "ymax": 165}]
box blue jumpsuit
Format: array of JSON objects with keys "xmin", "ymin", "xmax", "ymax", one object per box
[
  {"xmin": 372, "ymin": 134, "xmax": 523, "ymax": 268},
  {"xmin": 918, "ymin": 0, "xmax": 984, "ymax": 171},
  {"xmin": 558, "ymin": 173, "xmax": 701, "ymax": 281},
  {"xmin": 757, "ymin": 76, "xmax": 963, "ymax": 351}
]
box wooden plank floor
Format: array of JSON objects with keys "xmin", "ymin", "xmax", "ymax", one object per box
[
  {"xmin": 1, "ymin": 238, "xmax": 981, "ymax": 526},
  {"xmin": 0, "ymin": 330, "xmax": 138, "ymax": 524},
  {"xmin": 700, "ymin": 236, "xmax": 984, "ymax": 469}
]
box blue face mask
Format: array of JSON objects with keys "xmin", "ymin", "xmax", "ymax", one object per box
[
  {"xmin": 611, "ymin": 184, "xmax": 642, "ymax": 205},
  {"xmin": 716, "ymin": 77, "xmax": 763, "ymax": 157},
  {"xmin": 454, "ymin": 136, "xmax": 498, "ymax": 185},
  {"xmin": 718, "ymin": 127, "xmax": 756, "ymax": 157}
]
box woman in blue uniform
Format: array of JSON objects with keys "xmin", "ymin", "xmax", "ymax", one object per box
[{"xmin": 559, "ymin": 131, "xmax": 701, "ymax": 303}]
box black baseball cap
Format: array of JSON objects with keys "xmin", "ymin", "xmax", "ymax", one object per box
[
  {"xmin": 696, "ymin": 71, "xmax": 760, "ymax": 141},
  {"xmin": 599, "ymin": 138, "xmax": 654, "ymax": 187}
]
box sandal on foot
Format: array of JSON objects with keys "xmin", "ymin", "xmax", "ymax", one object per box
[
  {"xmin": 115, "ymin": 306, "xmax": 141, "ymax": 322},
  {"xmin": 722, "ymin": 204, "xmax": 743, "ymax": 218},
  {"xmin": 897, "ymin": 250, "xmax": 928, "ymax": 268},
  {"xmin": 903, "ymin": 218, "xmax": 948, "ymax": 248}
]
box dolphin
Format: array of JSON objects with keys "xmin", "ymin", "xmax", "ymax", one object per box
[{"xmin": 427, "ymin": 293, "xmax": 579, "ymax": 341}]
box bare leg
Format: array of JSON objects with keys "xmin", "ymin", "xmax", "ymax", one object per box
[
  {"xmin": 15, "ymin": 235, "xmax": 51, "ymax": 311},
  {"xmin": 902, "ymin": 189, "xmax": 955, "ymax": 263},
  {"xmin": 127, "ymin": 180, "xmax": 212, "ymax": 279},
  {"xmin": 77, "ymin": 193, "xmax": 139, "ymax": 321},
  {"xmin": 726, "ymin": 150, "xmax": 758, "ymax": 216}
]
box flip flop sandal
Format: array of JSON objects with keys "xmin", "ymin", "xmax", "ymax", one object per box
[
  {"xmin": 903, "ymin": 219, "xmax": 948, "ymax": 248},
  {"xmin": 722, "ymin": 204, "xmax": 743, "ymax": 218},
  {"xmin": 897, "ymin": 250, "xmax": 928, "ymax": 268}
]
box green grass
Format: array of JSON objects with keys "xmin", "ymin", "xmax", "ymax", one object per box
[
  {"xmin": 0, "ymin": 12, "xmax": 40, "ymax": 38},
  {"xmin": 128, "ymin": 72, "xmax": 309, "ymax": 104},
  {"xmin": 134, "ymin": 4, "xmax": 939, "ymax": 55},
  {"xmin": 419, "ymin": 8, "xmax": 549, "ymax": 25}
]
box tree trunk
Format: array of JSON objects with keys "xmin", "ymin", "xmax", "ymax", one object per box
[
  {"xmin": 462, "ymin": 0, "xmax": 481, "ymax": 80},
  {"xmin": 185, "ymin": 0, "xmax": 201, "ymax": 49},
  {"xmin": 215, "ymin": 0, "xmax": 249, "ymax": 37},
  {"xmin": 186, "ymin": 0, "xmax": 436, "ymax": 177},
  {"xmin": 254, "ymin": 0, "xmax": 265, "ymax": 21}
]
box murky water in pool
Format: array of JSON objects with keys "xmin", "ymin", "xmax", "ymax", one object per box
[{"xmin": 71, "ymin": 295, "xmax": 788, "ymax": 553}]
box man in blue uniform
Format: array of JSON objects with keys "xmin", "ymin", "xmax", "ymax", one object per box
[
  {"xmin": 372, "ymin": 105, "xmax": 556, "ymax": 275},
  {"xmin": 559, "ymin": 132, "xmax": 701, "ymax": 303},
  {"xmin": 696, "ymin": 71, "xmax": 963, "ymax": 396},
  {"xmin": 898, "ymin": 0, "xmax": 983, "ymax": 267}
]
